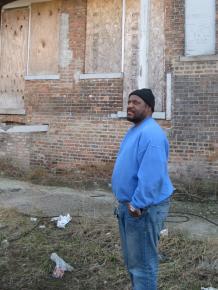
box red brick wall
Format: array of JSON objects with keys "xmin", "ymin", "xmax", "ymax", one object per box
[
  {"xmin": 165, "ymin": 0, "xmax": 218, "ymax": 187},
  {"xmin": 0, "ymin": 0, "xmax": 217, "ymax": 190},
  {"xmin": 21, "ymin": 0, "xmax": 126, "ymax": 183}
]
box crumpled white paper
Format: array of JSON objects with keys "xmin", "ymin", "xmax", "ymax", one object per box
[
  {"xmin": 160, "ymin": 228, "xmax": 168, "ymax": 237},
  {"xmin": 51, "ymin": 213, "xmax": 72, "ymax": 228},
  {"xmin": 50, "ymin": 252, "xmax": 74, "ymax": 278},
  {"xmin": 201, "ymin": 287, "xmax": 218, "ymax": 290}
]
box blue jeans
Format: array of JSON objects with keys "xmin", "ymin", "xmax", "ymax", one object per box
[{"xmin": 116, "ymin": 198, "xmax": 170, "ymax": 290}]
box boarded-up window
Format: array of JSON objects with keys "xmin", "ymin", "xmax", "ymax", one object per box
[
  {"xmin": 28, "ymin": 1, "xmax": 60, "ymax": 75},
  {"xmin": 0, "ymin": 0, "xmax": 60, "ymax": 114},
  {"xmin": 185, "ymin": 0, "xmax": 216, "ymax": 56},
  {"xmin": 0, "ymin": 8, "xmax": 29, "ymax": 114},
  {"xmin": 85, "ymin": 0, "xmax": 122, "ymax": 73}
]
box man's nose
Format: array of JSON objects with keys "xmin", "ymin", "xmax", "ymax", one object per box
[{"xmin": 127, "ymin": 102, "xmax": 133, "ymax": 109}]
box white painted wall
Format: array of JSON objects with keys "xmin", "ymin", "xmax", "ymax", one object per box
[{"xmin": 185, "ymin": 0, "xmax": 216, "ymax": 56}]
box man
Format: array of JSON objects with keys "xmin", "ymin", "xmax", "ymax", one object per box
[{"xmin": 112, "ymin": 88, "xmax": 174, "ymax": 290}]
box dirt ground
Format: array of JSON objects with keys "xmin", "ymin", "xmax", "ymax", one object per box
[
  {"xmin": 0, "ymin": 176, "xmax": 218, "ymax": 290},
  {"xmin": 0, "ymin": 177, "xmax": 217, "ymax": 239}
]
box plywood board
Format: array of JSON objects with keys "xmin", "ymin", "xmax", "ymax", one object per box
[
  {"xmin": 28, "ymin": 0, "xmax": 60, "ymax": 75},
  {"xmin": 85, "ymin": 0, "xmax": 122, "ymax": 73},
  {"xmin": 0, "ymin": 7, "xmax": 28, "ymax": 112},
  {"xmin": 122, "ymin": 0, "xmax": 140, "ymax": 107}
]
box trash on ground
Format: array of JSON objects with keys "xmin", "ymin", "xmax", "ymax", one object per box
[
  {"xmin": 160, "ymin": 228, "xmax": 168, "ymax": 237},
  {"xmin": 1, "ymin": 239, "xmax": 9, "ymax": 248},
  {"xmin": 39, "ymin": 225, "xmax": 46, "ymax": 229},
  {"xmin": 0, "ymin": 223, "xmax": 8, "ymax": 230},
  {"xmin": 30, "ymin": 217, "xmax": 37, "ymax": 222},
  {"xmin": 50, "ymin": 252, "xmax": 74, "ymax": 278},
  {"xmin": 51, "ymin": 214, "xmax": 72, "ymax": 228}
]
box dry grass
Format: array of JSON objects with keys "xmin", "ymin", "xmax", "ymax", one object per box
[{"xmin": 0, "ymin": 208, "xmax": 217, "ymax": 290}]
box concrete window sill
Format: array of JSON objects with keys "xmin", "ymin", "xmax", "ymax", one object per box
[
  {"xmin": 80, "ymin": 72, "xmax": 123, "ymax": 80},
  {"xmin": 0, "ymin": 108, "xmax": 25, "ymax": 115},
  {"xmin": 180, "ymin": 55, "xmax": 218, "ymax": 62},
  {"xmin": 24, "ymin": 75, "xmax": 60, "ymax": 80},
  {"xmin": 111, "ymin": 111, "xmax": 166, "ymax": 120},
  {"xmin": 0, "ymin": 124, "xmax": 49, "ymax": 133}
]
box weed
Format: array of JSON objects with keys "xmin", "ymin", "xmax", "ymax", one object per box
[{"xmin": 0, "ymin": 208, "xmax": 217, "ymax": 290}]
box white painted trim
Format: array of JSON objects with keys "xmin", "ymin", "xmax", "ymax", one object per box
[
  {"xmin": 180, "ymin": 55, "xmax": 218, "ymax": 62},
  {"xmin": 110, "ymin": 111, "xmax": 166, "ymax": 120},
  {"xmin": 4, "ymin": 124, "xmax": 49, "ymax": 133},
  {"xmin": 27, "ymin": 5, "xmax": 31, "ymax": 76},
  {"xmin": 138, "ymin": 0, "xmax": 150, "ymax": 88},
  {"xmin": 80, "ymin": 73, "xmax": 123, "ymax": 80},
  {"xmin": 0, "ymin": 9, "xmax": 3, "ymax": 61},
  {"xmin": 121, "ymin": 0, "xmax": 126, "ymax": 72},
  {"xmin": 153, "ymin": 112, "xmax": 166, "ymax": 119},
  {"xmin": 166, "ymin": 73, "xmax": 172, "ymax": 121},
  {"xmin": 0, "ymin": 108, "xmax": 26, "ymax": 115},
  {"xmin": 3, "ymin": 0, "xmax": 52, "ymax": 9},
  {"xmin": 25, "ymin": 74, "xmax": 60, "ymax": 80}
]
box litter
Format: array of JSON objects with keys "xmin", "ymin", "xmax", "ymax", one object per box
[
  {"xmin": 160, "ymin": 228, "xmax": 168, "ymax": 237},
  {"xmin": 50, "ymin": 252, "xmax": 74, "ymax": 278},
  {"xmin": 30, "ymin": 217, "xmax": 37, "ymax": 222},
  {"xmin": 51, "ymin": 214, "xmax": 72, "ymax": 228},
  {"xmin": 1, "ymin": 239, "xmax": 9, "ymax": 248},
  {"xmin": 39, "ymin": 225, "xmax": 46, "ymax": 229},
  {"xmin": 201, "ymin": 287, "xmax": 218, "ymax": 290}
]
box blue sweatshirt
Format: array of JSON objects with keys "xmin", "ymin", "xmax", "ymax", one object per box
[{"xmin": 112, "ymin": 117, "xmax": 174, "ymax": 209}]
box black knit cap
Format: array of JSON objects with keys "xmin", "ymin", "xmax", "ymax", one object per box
[{"xmin": 129, "ymin": 88, "xmax": 155, "ymax": 112}]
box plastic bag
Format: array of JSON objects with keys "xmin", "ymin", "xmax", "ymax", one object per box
[
  {"xmin": 50, "ymin": 252, "xmax": 74, "ymax": 278},
  {"xmin": 51, "ymin": 214, "xmax": 72, "ymax": 228}
]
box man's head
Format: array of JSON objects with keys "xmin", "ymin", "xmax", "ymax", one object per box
[{"xmin": 127, "ymin": 88, "xmax": 155, "ymax": 124}]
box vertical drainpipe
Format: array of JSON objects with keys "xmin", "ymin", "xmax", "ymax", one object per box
[{"xmin": 138, "ymin": 0, "xmax": 150, "ymax": 89}]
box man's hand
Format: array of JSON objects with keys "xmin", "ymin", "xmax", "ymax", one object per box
[{"xmin": 127, "ymin": 203, "xmax": 142, "ymax": 217}]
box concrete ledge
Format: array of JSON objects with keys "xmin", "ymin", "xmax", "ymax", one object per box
[
  {"xmin": 24, "ymin": 75, "xmax": 60, "ymax": 80},
  {"xmin": 111, "ymin": 111, "xmax": 166, "ymax": 120},
  {"xmin": 180, "ymin": 55, "xmax": 218, "ymax": 62},
  {"xmin": 80, "ymin": 72, "xmax": 123, "ymax": 80},
  {"xmin": 0, "ymin": 108, "xmax": 25, "ymax": 115},
  {"xmin": 3, "ymin": 0, "xmax": 52, "ymax": 9},
  {"xmin": 0, "ymin": 125, "xmax": 49, "ymax": 133},
  {"xmin": 153, "ymin": 112, "xmax": 166, "ymax": 119}
]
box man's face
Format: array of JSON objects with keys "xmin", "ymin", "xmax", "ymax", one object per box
[{"xmin": 127, "ymin": 95, "xmax": 151, "ymax": 124}]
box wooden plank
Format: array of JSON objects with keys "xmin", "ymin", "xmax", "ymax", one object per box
[
  {"xmin": 85, "ymin": 0, "xmax": 122, "ymax": 73},
  {"xmin": 0, "ymin": 7, "xmax": 28, "ymax": 112},
  {"xmin": 28, "ymin": 0, "xmax": 60, "ymax": 75}
]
